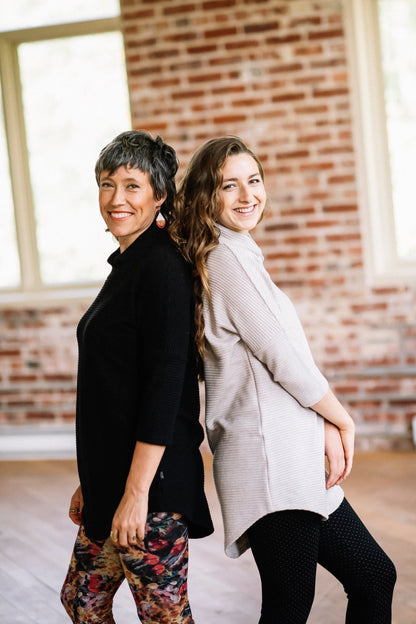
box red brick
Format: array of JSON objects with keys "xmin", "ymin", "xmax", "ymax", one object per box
[
  {"xmin": 281, "ymin": 207, "xmax": 315, "ymax": 216},
  {"xmin": 204, "ymin": 26, "xmax": 238, "ymax": 38},
  {"xmin": 9, "ymin": 375, "xmax": 38, "ymax": 383},
  {"xmin": 189, "ymin": 72, "xmax": 222, "ymax": 83},
  {"xmin": 298, "ymin": 132, "xmax": 331, "ymax": 143},
  {"xmin": 275, "ymin": 150, "xmax": 310, "ymax": 159},
  {"xmin": 272, "ymin": 92, "xmax": 305, "ymax": 103},
  {"xmin": 244, "ymin": 21, "xmax": 280, "ymax": 34},
  {"xmin": 266, "ymin": 251, "xmax": 301, "ymax": 260},
  {"xmin": 328, "ymin": 175, "xmax": 355, "ymax": 184},
  {"xmin": 265, "ymin": 223, "xmax": 299, "ymax": 232},
  {"xmin": 300, "ymin": 162, "xmax": 334, "ymax": 171},
  {"xmin": 148, "ymin": 48, "xmax": 180, "ymax": 59},
  {"xmin": 163, "ymin": 3, "xmax": 197, "ymax": 15},
  {"xmin": 232, "ymin": 97, "xmax": 264, "ymax": 107},
  {"xmin": 212, "ymin": 84, "xmax": 246, "ymax": 95},
  {"xmin": 313, "ymin": 87, "xmax": 349, "ymax": 98},
  {"xmin": 225, "ymin": 39, "xmax": 259, "ymax": 50},
  {"xmin": 283, "ymin": 235, "xmax": 317, "ymax": 245},
  {"xmin": 323, "ymin": 204, "xmax": 358, "ymax": 213},
  {"xmin": 269, "ymin": 62, "xmax": 303, "ymax": 74},
  {"xmin": 213, "ymin": 114, "xmax": 247, "ymax": 123},
  {"xmin": 172, "ymin": 89, "xmax": 205, "ymax": 100},
  {"xmin": 290, "ymin": 17, "xmax": 322, "ymax": 28},
  {"xmin": 203, "ymin": 0, "xmax": 236, "ymax": 8},
  {"xmin": 294, "ymin": 44, "xmax": 323, "ymax": 56},
  {"xmin": 295, "ymin": 104, "xmax": 328, "ymax": 115},
  {"xmin": 209, "ymin": 55, "xmax": 242, "ymax": 66},
  {"xmin": 125, "ymin": 37, "xmax": 157, "ymax": 48},
  {"xmin": 123, "ymin": 9, "xmax": 155, "ymax": 19},
  {"xmin": 27, "ymin": 411, "xmax": 55, "ymax": 420},
  {"xmin": 306, "ymin": 220, "xmax": 337, "ymax": 228},
  {"xmin": 308, "ymin": 28, "xmax": 344, "ymax": 40},
  {"xmin": 266, "ymin": 34, "xmax": 301, "ymax": 45},
  {"xmin": 187, "ymin": 44, "xmax": 218, "ymax": 54},
  {"xmin": 130, "ymin": 66, "xmax": 163, "ymax": 77}
]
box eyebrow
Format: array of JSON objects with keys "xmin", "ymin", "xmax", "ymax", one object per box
[
  {"xmin": 222, "ymin": 173, "xmax": 260, "ymax": 182},
  {"xmin": 100, "ymin": 176, "xmax": 141, "ymax": 183}
]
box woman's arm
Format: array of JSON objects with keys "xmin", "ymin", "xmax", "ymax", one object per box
[
  {"xmin": 111, "ymin": 441, "xmax": 166, "ymax": 547},
  {"xmin": 312, "ymin": 389, "xmax": 355, "ymax": 479}
]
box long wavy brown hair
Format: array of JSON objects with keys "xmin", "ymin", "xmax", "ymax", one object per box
[{"xmin": 170, "ymin": 136, "xmax": 265, "ymax": 372}]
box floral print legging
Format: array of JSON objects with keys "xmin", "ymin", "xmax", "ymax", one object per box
[{"xmin": 61, "ymin": 512, "xmax": 194, "ymax": 623}]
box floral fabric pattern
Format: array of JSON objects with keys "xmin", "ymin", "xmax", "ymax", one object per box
[{"xmin": 61, "ymin": 512, "xmax": 194, "ymax": 623}]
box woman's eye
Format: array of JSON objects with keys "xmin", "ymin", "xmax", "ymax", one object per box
[{"xmin": 222, "ymin": 183, "xmax": 235, "ymax": 190}]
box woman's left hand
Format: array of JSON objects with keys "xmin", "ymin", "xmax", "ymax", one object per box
[{"xmin": 110, "ymin": 491, "xmax": 148, "ymax": 547}]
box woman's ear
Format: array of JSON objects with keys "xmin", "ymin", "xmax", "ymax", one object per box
[{"xmin": 155, "ymin": 192, "xmax": 167, "ymax": 209}]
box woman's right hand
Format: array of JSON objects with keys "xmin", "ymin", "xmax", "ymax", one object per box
[
  {"xmin": 312, "ymin": 388, "xmax": 356, "ymax": 481},
  {"xmin": 68, "ymin": 484, "xmax": 83, "ymax": 526},
  {"xmin": 339, "ymin": 422, "xmax": 355, "ymax": 481}
]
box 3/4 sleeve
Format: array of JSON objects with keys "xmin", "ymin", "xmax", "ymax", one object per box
[
  {"xmin": 134, "ymin": 247, "xmax": 195, "ymax": 445},
  {"xmin": 206, "ymin": 244, "xmax": 328, "ymax": 408}
]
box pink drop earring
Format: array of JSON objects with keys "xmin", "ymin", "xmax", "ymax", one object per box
[{"xmin": 156, "ymin": 210, "xmax": 166, "ymax": 229}]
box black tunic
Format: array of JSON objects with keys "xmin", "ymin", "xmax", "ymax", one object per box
[{"xmin": 75, "ymin": 221, "xmax": 213, "ymax": 540}]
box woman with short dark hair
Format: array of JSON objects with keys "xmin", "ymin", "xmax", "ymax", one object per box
[{"xmin": 61, "ymin": 130, "xmax": 213, "ymax": 624}]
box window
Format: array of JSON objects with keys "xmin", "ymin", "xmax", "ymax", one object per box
[
  {"xmin": 0, "ymin": 0, "xmax": 131, "ymax": 300},
  {"xmin": 345, "ymin": 0, "xmax": 416, "ymax": 282}
]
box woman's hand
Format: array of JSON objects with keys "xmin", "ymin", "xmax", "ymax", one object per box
[
  {"xmin": 109, "ymin": 441, "xmax": 165, "ymax": 547},
  {"xmin": 312, "ymin": 388, "xmax": 355, "ymax": 482},
  {"xmin": 338, "ymin": 421, "xmax": 355, "ymax": 481},
  {"xmin": 111, "ymin": 492, "xmax": 148, "ymax": 547},
  {"xmin": 68, "ymin": 484, "xmax": 83, "ymax": 525},
  {"xmin": 324, "ymin": 421, "xmax": 346, "ymax": 488}
]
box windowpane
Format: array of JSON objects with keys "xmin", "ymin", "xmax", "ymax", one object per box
[
  {"xmin": 0, "ymin": 84, "xmax": 20, "ymax": 289},
  {"xmin": 0, "ymin": 0, "xmax": 119, "ymax": 31},
  {"xmin": 19, "ymin": 32, "xmax": 130, "ymax": 285},
  {"xmin": 378, "ymin": 0, "xmax": 416, "ymax": 261}
]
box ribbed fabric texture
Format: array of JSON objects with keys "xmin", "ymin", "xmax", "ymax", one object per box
[{"xmin": 203, "ymin": 224, "xmax": 343, "ymax": 558}]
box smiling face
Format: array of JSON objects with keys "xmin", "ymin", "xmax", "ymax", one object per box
[
  {"xmin": 99, "ymin": 165, "xmax": 166, "ymax": 252},
  {"xmin": 218, "ymin": 153, "xmax": 266, "ymax": 235}
]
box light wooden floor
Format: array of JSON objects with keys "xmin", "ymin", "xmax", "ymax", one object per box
[{"xmin": 0, "ymin": 452, "xmax": 415, "ymax": 623}]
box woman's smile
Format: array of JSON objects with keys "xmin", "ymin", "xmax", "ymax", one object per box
[{"xmin": 108, "ymin": 210, "xmax": 134, "ymax": 220}]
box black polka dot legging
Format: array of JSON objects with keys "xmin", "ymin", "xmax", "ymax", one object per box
[
  {"xmin": 247, "ymin": 498, "xmax": 396, "ymax": 624},
  {"xmin": 61, "ymin": 512, "xmax": 194, "ymax": 624}
]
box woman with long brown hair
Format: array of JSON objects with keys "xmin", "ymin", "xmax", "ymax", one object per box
[{"xmin": 171, "ymin": 136, "xmax": 396, "ymax": 623}]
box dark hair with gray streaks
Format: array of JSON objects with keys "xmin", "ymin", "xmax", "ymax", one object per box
[{"xmin": 95, "ymin": 130, "xmax": 179, "ymax": 224}]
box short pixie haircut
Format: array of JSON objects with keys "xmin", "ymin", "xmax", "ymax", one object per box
[{"xmin": 95, "ymin": 130, "xmax": 178, "ymax": 224}]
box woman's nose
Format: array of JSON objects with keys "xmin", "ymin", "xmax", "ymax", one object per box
[
  {"xmin": 239, "ymin": 184, "xmax": 252, "ymax": 202},
  {"xmin": 111, "ymin": 187, "xmax": 126, "ymax": 205}
]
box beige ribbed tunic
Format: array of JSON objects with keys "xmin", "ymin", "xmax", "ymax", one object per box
[{"xmin": 203, "ymin": 224, "xmax": 344, "ymax": 558}]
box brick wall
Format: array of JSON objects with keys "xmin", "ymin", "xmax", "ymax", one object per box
[
  {"xmin": 0, "ymin": 306, "xmax": 82, "ymax": 424},
  {"xmin": 1, "ymin": 0, "xmax": 415, "ymax": 449}
]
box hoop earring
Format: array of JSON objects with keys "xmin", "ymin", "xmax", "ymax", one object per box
[{"xmin": 156, "ymin": 210, "xmax": 166, "ymax": 229}]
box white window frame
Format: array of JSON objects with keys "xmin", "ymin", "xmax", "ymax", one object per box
[
  {"xmin": 0, "ymin": 17, "xmax": 124, "ymax": 305},
  {"xmin": 344, "ymin": 0, "xmax": 416, "ymax": 284}
]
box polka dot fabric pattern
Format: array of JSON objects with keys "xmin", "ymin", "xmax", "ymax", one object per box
[
  {"xmin": 247, "ymin": 499, "xmax": 396, "ymax": 624},
  {"xmin": 319, "ymin": 499, "xmax": 397, "ymax": 624}
]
